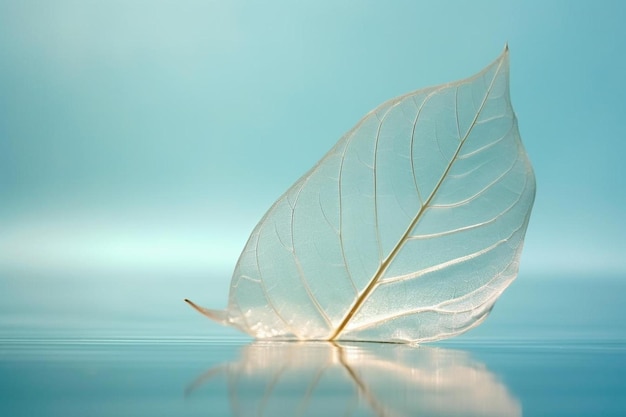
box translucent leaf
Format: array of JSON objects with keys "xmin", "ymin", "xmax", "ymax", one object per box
[{"xmin": 186, "ymin": 46, "xmax": 536, "ymax": 342}]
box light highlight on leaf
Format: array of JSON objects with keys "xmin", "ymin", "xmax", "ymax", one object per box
[{"xmin": 187, "ymin": 46, "xmax": 535, "ymax": 343}]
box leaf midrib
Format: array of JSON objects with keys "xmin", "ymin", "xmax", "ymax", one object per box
[{"xmin": 329, "ymin": 56, "xmax": 505, "ymax": 340}]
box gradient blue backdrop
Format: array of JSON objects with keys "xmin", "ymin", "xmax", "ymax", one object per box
[{"xmin": 0, "ymin": 1, "xmax": 624, "ymax": 339}]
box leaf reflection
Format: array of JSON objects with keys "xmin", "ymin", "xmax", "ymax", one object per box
[{"xmin": 186, "ymin": 342, "xmax": 520, "ymax": 417}]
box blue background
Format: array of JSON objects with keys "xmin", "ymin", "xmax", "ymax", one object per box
[{"xmin": 0, "ymin": 0, "xmax": 624, "ymax": 341}]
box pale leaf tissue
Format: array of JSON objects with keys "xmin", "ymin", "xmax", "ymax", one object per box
[{"xmin": 186, "ymin": 46, "xmax": 536, "ymax": 343}]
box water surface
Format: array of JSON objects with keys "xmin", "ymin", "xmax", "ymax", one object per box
[
  {"xmin": 1, "ymin": 337, "xmax": 624, "ymax": 417},
  {"xmin": 1, "ymin": 274, "xmax": 625, "ymax": 416}
]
